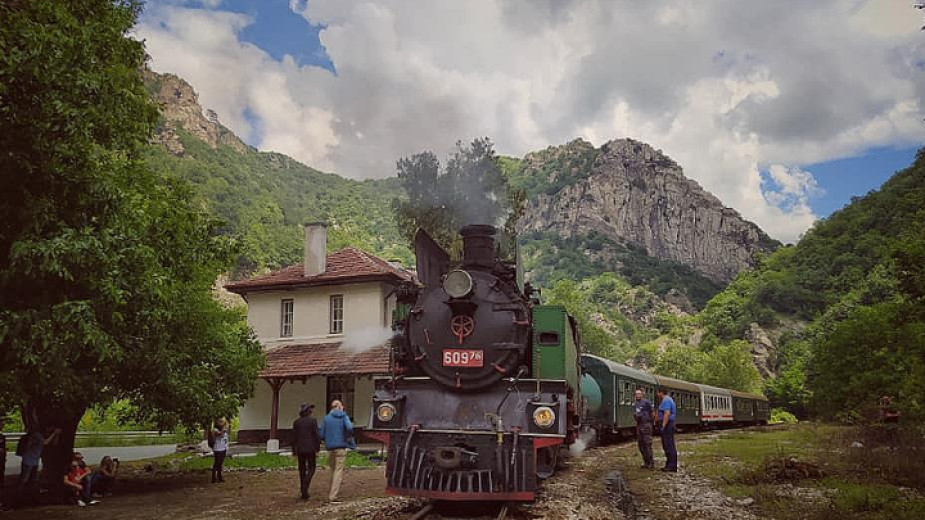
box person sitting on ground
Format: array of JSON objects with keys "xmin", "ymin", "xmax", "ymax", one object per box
[
  {"xmin": 64, "ymin": 455, "xmax": 98, "ymax": 507},
  {"xmin": 90, "ymin": 456, "xmax": 119, "ymax": 497}
]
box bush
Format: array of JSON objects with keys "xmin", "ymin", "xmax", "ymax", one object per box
[{"xmin": 770, "ymin": 408, "xmax": 798, "ymax": 424}]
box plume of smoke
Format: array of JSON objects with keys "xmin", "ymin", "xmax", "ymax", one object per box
[
  {"xmin": 568, "ymin": 437, "xmax": 588, "ymax": 458},
  {"xmin": 340, "ymin": 326, "xmax": 394, "ymax": 354}
]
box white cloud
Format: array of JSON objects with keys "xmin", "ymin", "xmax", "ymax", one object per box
[{"xmin": 136, "ymin": 0, "xmax": 925, "ymax": 243}]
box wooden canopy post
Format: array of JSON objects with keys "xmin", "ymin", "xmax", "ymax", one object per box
[{"xmin": 267, "ymin": 378, "xmax": 284, "ymax": 452}]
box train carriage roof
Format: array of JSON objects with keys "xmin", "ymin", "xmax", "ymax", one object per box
[
  {"xmin": 730, "ymin": 390, "xmax": 769, "ymax": 401},
  {"xmin": 653, "ymin": 374, "xmax": 700, "ymax": 394},
  {"xmin": 581, "ymin": 354, "xmax": 657, "ymax": 384},
  {"xmin": 695, "ymin": 383, "xmax": 733, "ymax": 396}
]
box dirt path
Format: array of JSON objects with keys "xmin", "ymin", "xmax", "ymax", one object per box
[
  {"xmin": 3, "ymin": 431, "xmax": 768, "ymax": 520},
  {"xmin": 4, "ymin": 466, "xmax": 391, "ymax": 520}
]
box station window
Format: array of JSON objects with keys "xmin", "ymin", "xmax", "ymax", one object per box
[
  {"xmin": 280, "ymin": 298, "xmax": 294, "ymax": 337},
  {"xmin": 330, "ymin": 294, "xmax": 344, "ymax": 334}
]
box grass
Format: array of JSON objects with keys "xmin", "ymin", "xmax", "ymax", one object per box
[
  {"xmin": 676, "ymin": 424, "xmax": 925, "ymax": 520},
  {"xmin": 175, "ymin": 450, "xmax": 381, "ymax": 472}
]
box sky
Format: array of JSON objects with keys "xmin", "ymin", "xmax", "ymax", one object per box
[{"xmin": 137, "ymin": 0, "xmax": 925, "ymax": 243}]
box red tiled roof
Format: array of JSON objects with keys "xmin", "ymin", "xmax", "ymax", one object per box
[
  {"xmin": 226, "ymin": 247, "xmax": 413, "ymax": 293},
  {"xmin": 260, "ymin": 342, "xmax": 390, "ymax": 379}
]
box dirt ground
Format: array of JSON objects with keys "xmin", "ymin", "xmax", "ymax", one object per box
[
  {"xmin": 2, "ymin": 466, "xmax": 393, "ymax": 520},
  {"xmin": 0, "ymin": 448, "xmax": 628, "ymax": 520}
]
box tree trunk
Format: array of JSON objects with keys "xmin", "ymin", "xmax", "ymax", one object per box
[{"xmin": 28, "ymin": 402, "xmax": 85, "ymax": 500}]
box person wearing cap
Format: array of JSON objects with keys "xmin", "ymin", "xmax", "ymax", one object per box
[{"xmin": 292, "ymin": 403, "xmax": 321, "ymax": 500}]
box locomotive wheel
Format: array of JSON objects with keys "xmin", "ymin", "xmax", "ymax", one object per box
[{"xmin": 536, "ymin": 446, "xmax": 558, "ymax": 480}]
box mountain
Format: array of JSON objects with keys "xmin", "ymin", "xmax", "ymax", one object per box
[
  {"xmin": 699, "ymin": 150, "xmax": 925, "ymax": 417},
  {"xmin": 511, "ymin": 138, "xmax": 779, "ymax": 285},
  {"xmin": 142, "ymin": 70, "xmax": 774, "ymax": 310},
  {"xmin": 143, "ymin": 70, "xmax": 411, "ymax": 275}
]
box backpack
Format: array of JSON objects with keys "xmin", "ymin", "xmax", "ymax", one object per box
[
  {"xmin": 207, "ymin": 430, "xmax": 215, "ymax": 449},
  {"xmin": 15, "ymin": 434, "xmax": 26, "ymax": 457}
]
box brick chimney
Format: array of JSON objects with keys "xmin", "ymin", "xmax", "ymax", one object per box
[{"xmin": 304, "ymin": 222, "xmax": 327, "ymax": 277}]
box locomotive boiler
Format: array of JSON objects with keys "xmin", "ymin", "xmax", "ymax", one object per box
[{"xmin": 365, "ymin": 225, "xmax": 583, "ymax": 501}]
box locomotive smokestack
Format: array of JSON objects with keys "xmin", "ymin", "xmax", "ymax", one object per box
[{"xmin": 460, "ymin": 224, "xmax": 496, "ymax": 268}]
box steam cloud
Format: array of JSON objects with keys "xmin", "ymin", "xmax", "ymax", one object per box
[{"xmin": 341, "ymin": 326, "xmax": 395, "ymax": 354}]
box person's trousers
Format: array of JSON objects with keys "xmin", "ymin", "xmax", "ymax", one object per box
[
  {"xmin": 17, "ymin": 463, "xmax": 38, "ymax": 505},
  {"xmin": 297, "ymin": 452, "xmax": 317, "ymax": 498},
  {"xmin": 327, "ymin": 449, "xmax": 346, "ymax": 500},
  {"xmin": 90, "ymin": 473, "xmax": 114, "ymax": 495},
  {"xmin": 661, "ymin": 422, "xmax": 678, "ymax": 469},
  {"xmin": 212, "ymin": 450, "xmax": 227, "ymax": 482},
  {"xmin": 636, "ymin": 423, "xmax": 654, "ymax": 467}
]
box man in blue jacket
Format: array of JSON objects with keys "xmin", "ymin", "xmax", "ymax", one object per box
[
  {"xmin": 657, "ymin": 388, "xmax": 678, "ymax": 472},
  {"xmin": 319, "ymin": 400, "xmax": 353, "ymax": 502}
]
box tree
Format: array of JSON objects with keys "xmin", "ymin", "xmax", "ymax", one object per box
[
  {"xmin": 393, "ymin": 138, "xmax": 525, "ymax": 256},
  {"xmin": 0, "ymin": 0, "xmax": 263, "ymax": 483}
]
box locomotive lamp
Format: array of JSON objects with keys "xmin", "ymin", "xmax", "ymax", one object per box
[
  {"xmin": 532, "ymin": 406, "xmax": 556, "ymax": 429},
  {"xmin": 376, "ymin": 403, "xmax": 397, "ymax": 422},
  {"xmin": 443, "ymin": 269, "xmax": 474, "ymax": 298}
]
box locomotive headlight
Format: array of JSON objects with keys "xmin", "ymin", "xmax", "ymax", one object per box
[
  {"xmin": 376, "ymin": 403, "xmax": 397, "ymax": 423},
  {"xmin": 443, "ymin": 269, "xmax": 474, "ymax": 298},
  {"xmin": 532, "ymin": 406, "xmax": 556, "ymax": 429}
]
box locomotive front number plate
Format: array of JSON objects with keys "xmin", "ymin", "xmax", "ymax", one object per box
[{"xmin": 442, "ymin": 349, "xmax": 484, "ymax": 367}]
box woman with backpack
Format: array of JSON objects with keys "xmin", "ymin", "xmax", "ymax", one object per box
[{"xmin": 208, "ymin": 418, "xmax": 229, "ymax": 483}]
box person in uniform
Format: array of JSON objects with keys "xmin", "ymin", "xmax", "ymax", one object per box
[
  {"xmin": 292, "ymin": 403, "xmax": 321, "ymax": 500},
  {"xmin": 633, "ymin": 388, "xmax": 655, "ymax": 469},
  {"xmin": 657, "ymin": 388, "xmax": 678, "ymax": 472}
]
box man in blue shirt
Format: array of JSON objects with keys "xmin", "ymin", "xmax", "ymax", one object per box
[
  {"xmin": 633, "ymin": 388, "xmax": 655, "ymax": 469},
  {"xmin": 319, "ymin": 400, "xmax": 353, "ymax": 503},
  {"xmin": 657, "ymin": 388, "xmax": 678, "ymax": 472}
]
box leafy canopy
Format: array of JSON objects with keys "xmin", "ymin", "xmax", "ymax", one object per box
[
  {"xmin": 0, "ymin": 0, "xmax": 263, "ymax": 469},
  {"xmin": 393, "ymin": 138, "xmax": 525, "ymax": 255}
]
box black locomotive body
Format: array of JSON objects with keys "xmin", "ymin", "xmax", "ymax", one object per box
[{"xmin": 366, "ymin": 225, "xmax": 582, "ymax": 501}]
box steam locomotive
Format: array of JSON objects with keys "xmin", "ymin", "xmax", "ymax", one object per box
[
  {"xmin": 365, "ymin": 224, "xmax": 769, "ymax": 502},
  {"xmin": 365, "ymin": 225, "xmax": 581, "ymax": 501}
]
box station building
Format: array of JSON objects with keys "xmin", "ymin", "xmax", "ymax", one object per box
[{"xmin": 225, "ymin": 223, "xmax": 412, "ymax": 449}]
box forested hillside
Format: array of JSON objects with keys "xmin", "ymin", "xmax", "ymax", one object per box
[
  {"xmin": 144, "ymin": 135, "xmax": 410, "ymax": 275},
  {"xmin": 143, "ymin": 71, "xmax": 412, "ymax": 276},
  {"xmin": 698, "ymin": 150, "xmax": 925, "ymax": 419}
]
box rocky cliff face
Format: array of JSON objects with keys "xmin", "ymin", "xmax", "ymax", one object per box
[
  {"xmin": 518, "ymin": 139, "xmax": 778, "ymax": 283},
  {"xmin": 144, "ymin": 69, "xmax": 249, "ymax": 156}
]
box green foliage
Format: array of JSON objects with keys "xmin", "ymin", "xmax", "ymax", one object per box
[
  {"xmin": 0, "ymin": 0, "xmax": 263, "ymax": 477},
  {"xmin": 143, "ymin": 131, "xmax": 412, "ymax": 274},
  {"xmin": 769, "ymin": 408, "xmax": 798, "ymax": 424},
  {"xmin": 504, "ymin": 139, "xmax": 600, "ymax": 199},
  {"xmin": 522, "ymin": 231, "xmax": 722, "ymax": 309},
  {"xmin": 700, "ymin": 149, "xmax": 925, "ymax": 419},
  {"xmin": 393, "ymin": 138, "xmax": 525, "ymax": 256}
]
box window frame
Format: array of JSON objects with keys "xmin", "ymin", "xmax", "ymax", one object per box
[
  {"xmin": 329, "ymin": 294, "xmax": 344, "ymax": 335},
  {"xmin": 280, "ymin": 298, "xmax": 294, "ymax": 337},
  {"xmin": 326, "ymin": 375, "xmax": 355, "ymax": 418}
]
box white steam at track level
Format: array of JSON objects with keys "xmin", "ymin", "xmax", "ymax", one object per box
[
  {"xmin": 341, "ymin": 326, "xmax": 394, "ymax": 354},
  {"xmin": 568, "ymin": 438, "xmax": 588, "ymax": 458}
]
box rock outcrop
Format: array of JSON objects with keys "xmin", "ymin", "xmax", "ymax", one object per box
[
  {"xmin": 518, "ymin": 138, "xmax": 778, "ymax": 283},
  {"xmin": 144, "ymin": 69, "xmax": 250, "ymax": 156}
]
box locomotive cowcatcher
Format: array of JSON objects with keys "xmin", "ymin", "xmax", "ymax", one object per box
[{"xmin": 365, "ymin": 225, "xmax": 583, "ymax": 501}]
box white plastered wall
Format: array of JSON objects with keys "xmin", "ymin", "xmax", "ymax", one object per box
[
  {"xmin": 239, "ymin": 377, "xmax": 326, "ymax": 431},
  {"xmin": 245, "ymin": 282, "xmax": 387, "ymax": 345}
]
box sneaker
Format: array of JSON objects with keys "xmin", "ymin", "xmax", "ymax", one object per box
[
  {"xmin": 89, "ymin": 500, "xmax": 101, "ymax": 505},
  {"xmin": 77, "ymin": 500, "xmax": 87, "ymax": 507},
  {"xmin": 91, "ymin": 493, "xmax": 102, "ymax": 498}
]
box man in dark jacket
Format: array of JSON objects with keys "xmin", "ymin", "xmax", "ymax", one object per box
[
  {"xmin": 292, "ymin": 403, "xmax": 321, "ymax": 500},
  {"xmin": 319, "ymin": 400, "xmax": 353, "ymax": 502}
]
